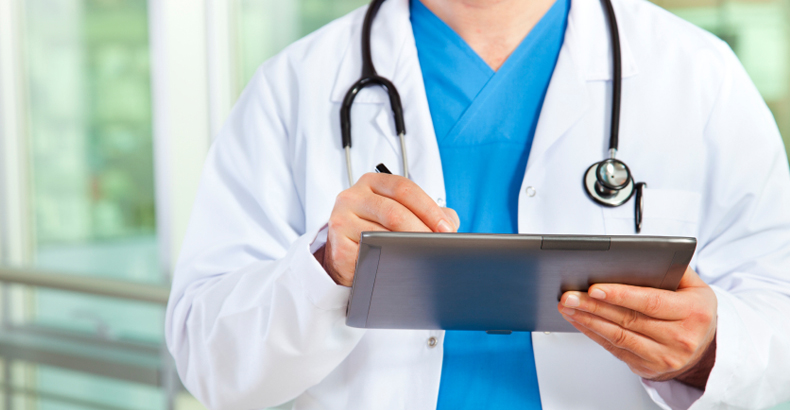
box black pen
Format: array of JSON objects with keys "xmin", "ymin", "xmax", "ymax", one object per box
[{"xmin": 375, "ymin": 163, "xmax": 392, "ymax": 174}]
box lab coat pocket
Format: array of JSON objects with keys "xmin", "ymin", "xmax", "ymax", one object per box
[{"xmin": 602, "ymin": 188, "xmax": 702, "ymax": 237}]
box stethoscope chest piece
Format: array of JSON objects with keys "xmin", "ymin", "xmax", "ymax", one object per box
[{"xmin": 584, "ymin": 159, "xmax": 635, "ymax": 207}]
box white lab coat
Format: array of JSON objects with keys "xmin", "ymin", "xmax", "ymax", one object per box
[{"xmin": 165, "ymin": 0, "xmax": 790, "ymax": 408}]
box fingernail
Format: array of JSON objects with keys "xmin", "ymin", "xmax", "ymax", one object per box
[
  {"xmin": 590, "ymin": 288, "xmax": 606, "ymax": 300},
  {"xmin": 562, "ymin": 307, "xmax": 576, "ymax": 316},
  {"xmin": 437, "ymin": 220, "xmax": 453, "ymax": 233},
  {"xmin": 564, "ymin": 293, "xmax": 580, "ymax": 308}
]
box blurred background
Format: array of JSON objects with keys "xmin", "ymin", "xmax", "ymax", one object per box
[{"xmin": 0, "ymin": 0, "xmax": 787, "ymax": 409}]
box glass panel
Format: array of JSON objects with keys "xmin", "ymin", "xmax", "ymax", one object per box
[
  {"xmin": 652, "ymin": 0, "xmax": 790, "ymax": 162},
  {"xmin": 2, "ymin": 363, "xmax": 207, "ymax": 410},
  {"xmin": 233, "ymin": 0, "xmax": 369, "ymax": 96},
  {"xmin": 31, "ymin": 290, "xmax": 163, "ymax": 342},
  {"xmin": 24, "ymin": 0, "xmax": 158, "ymax": 283},
  {"xmin": 13, "ymin": 0, "xmax": 177, "ymax": 409},
  {"xmin": 24, "ymin": 365, "xmax": 163, "ymax": 410},
  {"xmin": 22, "ymin": 0, "xmax": 161, "ymax": 334}
]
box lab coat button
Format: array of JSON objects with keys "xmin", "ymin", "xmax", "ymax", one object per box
[
  {"xmin": 436, "ymin": 198, "xmax": 445, "ymax": 207},
  {"xmin": 526, "ymin": 186, "xmax": 537, "ymax": 197},
  {"xmin": 427, "ymin": 337, "xmax": 437, "ymax": 348}
]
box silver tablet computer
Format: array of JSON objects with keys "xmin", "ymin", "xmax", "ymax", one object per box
[{"xmin": 346, "ymin": 233, "xmax": 696, "ymax": 333}]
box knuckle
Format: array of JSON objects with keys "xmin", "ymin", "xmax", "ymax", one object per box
[
  {"xmin": 358, "ymin": 172, "xmax": 376, "ymax": 185},
  {"xmin": 327, "ymin": 214, "xmax": 350, "ymax": 235},
  {"xmin": 644, "ymin": 293, "xmax": 664, "ymax": 315},
  {"xmin": 335, "ymin": 190, "xmax": 361, "ymax": 211},
  {"xmin": 621, "ymin": 309, "xmax": 640, "ymax": 330},
  {"xmin": 691, "ymin": 305, "xmax": 715, "ymax": 325},
  {"xmin": 574, "ymin": 311, "xmax": 592, "ymax": 326},
  {"xmin": 327, "ymin": 215, "xmax": 342, "ymax": 230},
  {"xmin": 587, "ymin": 300, "xmax": 601, "ymax": 315},
  {"xmin": 382, "ymin": 207, "xmax": 405, "ymax": 229},
  {"xmin": 393, "ymin": 179, "xmax": 413, "ymax": 199},
  {"xmin": 665, "ymin": 326, "xmax": 683, "ymax": 344},
  {"xmin": 601, "ymin": 340, "xmax": 618, "ymax": 354},
  {"xmin": 660, "ymin": 354, "xmax": 685, "ymax": 373},
  {"xmin": 613, "ymin": 328, "xmax": 630, "ymax": 348},
  {"xmin": 677, "ymin": 334, "xmax": 701, "ymax": 355},
  {"xmin": 335, "ymin": 189, "xmax": 352, "ymax": 203}
]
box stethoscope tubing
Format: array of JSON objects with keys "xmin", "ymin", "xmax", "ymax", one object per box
[{"xmin": 601, "ymin": 0, "xmax": 622, "ymax": 156}]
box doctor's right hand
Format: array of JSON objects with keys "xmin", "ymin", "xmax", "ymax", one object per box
[{"xmin": 315, "ymin": 172, "xmax": 460, "ymax": 287}]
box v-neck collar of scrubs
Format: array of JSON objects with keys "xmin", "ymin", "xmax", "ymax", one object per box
[{"xmin": 411, "ymin": 0, "xmax": 568, "ymax": 147}]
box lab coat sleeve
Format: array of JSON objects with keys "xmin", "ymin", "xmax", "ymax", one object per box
[
  {"xmin": 164, "ymin": 63, "xmax": 365, "ymax": 410},
  {"xmin": 641, "ymin": 40, "xmax": 790, "ymax": 410}
]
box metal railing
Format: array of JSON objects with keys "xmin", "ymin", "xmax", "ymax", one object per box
[
  {"xmin": 0, "ymin": 266, "xmax": 170, "ymax": 304},
  {"xmin": 0, "ymin": 266, "xmax": 178, "ymax": 410}
]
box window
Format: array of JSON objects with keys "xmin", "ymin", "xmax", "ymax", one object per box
[{"xmin": 2, "ymin": 0, "xmax": 170, "ymax": 409}]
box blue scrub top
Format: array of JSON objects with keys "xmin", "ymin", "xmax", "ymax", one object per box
[{"xmin": 410, "ymin": 0, "xmax": 569, "ymax": 407}]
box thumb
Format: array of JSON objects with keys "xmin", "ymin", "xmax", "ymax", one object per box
[
  {"xmin": 678, "ymin": 267, "xmax": 706, "ymax": 289},
  {"xmin": 441, "ymin": 207, "xmax": 460, "ymax": 231}
]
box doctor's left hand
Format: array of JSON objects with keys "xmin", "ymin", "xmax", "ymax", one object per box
[{"xmin": 557, "ymin": 268, "xmax": 718, "ymax": 390}]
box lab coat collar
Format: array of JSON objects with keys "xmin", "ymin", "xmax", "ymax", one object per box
[
  {"xmin": 329, "ymin": 0, "xmax": 638, "ymax": 104},
  {"xmin": 571, "ymin": 0, "xmax": 639, "ymax": 81}
]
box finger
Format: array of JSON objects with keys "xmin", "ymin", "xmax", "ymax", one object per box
[
  {"xmin": 561, "ymin": 313, "xmax": 657, "ymax": 376},
  {"xmin": 677, "ymin": 267, "xmax": 707, "ymax": 290},
  {"xmin": 563, "ymin": 312, "xmax": 688, "ymax": 379},
  {"xmin": 337, "ymin": 188, "xmax": 432, "ymax": 233},
  {"xmin": 587, "ymin": 283, "xmax": 689, "ymax": 320},
  {"xmin": 559, "ymin": 306, "xmax": 664, "ymax": 362},
  {"xmin": 339, "ymin": 216, "xmax": 388, "ymax": 244},
  {"xmin": 360, "ymin": 194, "xmax": 433, "ymax": 232},
  {"xmin": 560, "ymin": 291, "xmax": 676, "ymax": 344},
  {"xmin": 362, "ymin": 173, "xmax": 456, "ymax": 233},
  {"xmin": 441, "ymin": 207, "xmax": 460, "ymax": 230}
]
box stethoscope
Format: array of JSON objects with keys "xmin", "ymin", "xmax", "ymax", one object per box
[{"xmin": 340, "ymin": 0, "xmax": 647, "ymax": 233}]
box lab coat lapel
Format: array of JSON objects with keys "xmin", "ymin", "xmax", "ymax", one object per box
[
  {"xmin": 391, "ymin": 19, "xmax": 447, "ymax": 204},
  {"xmin": 525, "ymin": 24, "xmax": 590, "ymax": 175},
  {"xmin": 527, "ymin": 0, "xmax": 638, "ymax": 173}
]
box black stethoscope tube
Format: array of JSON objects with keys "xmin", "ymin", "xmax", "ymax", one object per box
[
  {"xmin": 601, "ymin": 0, "xmax": 621, "ymax": 154},
  {"xmin": 340, "ymin": 0, "xmax": 407, "ymax": 185}
]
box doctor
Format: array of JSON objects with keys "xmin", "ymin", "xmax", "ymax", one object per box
[{"xmin": 165, "ymin": 0, "xmax": 790, "ymax": 408}]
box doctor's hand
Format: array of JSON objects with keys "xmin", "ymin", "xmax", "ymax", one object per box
[
  {"xmin": 557, "ymin": 268, "xmax": 718, "ymax": 390},
  {"xmin": 315, "ymin": 173, "xmax": 459, "ymax": 287}
]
